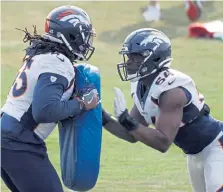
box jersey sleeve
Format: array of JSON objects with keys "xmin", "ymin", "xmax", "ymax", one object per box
[{"xmin": 32, "ymin": 72, "xmax": 82, "ymax": 123}]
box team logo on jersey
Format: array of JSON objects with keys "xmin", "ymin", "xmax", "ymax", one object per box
[
  {"xmin": 168, "ymin": 77, "xmax": 176, "ymax": 85},
  {"xmin": 50, "ymin": 76, "xmax": 57, "ymax": 82},
  {"xmin": 56, "ymin": 55, "xmax": 65, "ymax": 62}
]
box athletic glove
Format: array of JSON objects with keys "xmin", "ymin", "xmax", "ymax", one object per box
[
  {"xmin": 80, "ymin": 88, "xmax": 99, "ymax": 110},
  {"xmin": 113, "ymin": 87, "xmax": 139, "ymax": 131},
  {"xmin": 74, "ymin": 85, "xmax": 99, "ymax": 111},
  {"xmin": 113, "ymin": 87, "xmax": 127, "ymax": 118}
]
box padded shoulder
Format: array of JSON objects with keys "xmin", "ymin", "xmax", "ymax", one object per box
[{"xmin": 34, "ymin": 53, "xmax": 75, "ymax": 83}]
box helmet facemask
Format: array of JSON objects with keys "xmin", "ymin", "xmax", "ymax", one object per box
[
  {"xmin": 81, "ymin": 28, "xmax": 95, "ymax": 60},
  {"xmin": 117, "ymin": 49, "xmax": 172, "ymax": 82},
  {"xmin": 59, "ymin": 25, "xmax": 95, "ymax": 61},
  {"xmin": 117, "ymin": 53, "xmax": 145, "ymax": 82}
]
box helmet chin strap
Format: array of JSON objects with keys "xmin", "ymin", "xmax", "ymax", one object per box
[
  {"xmin": 150, "ymin": 57, "xmax": 173, "ymax": 74},
  {"xmin": 128, "ymin": 74, "xmax": 141, "ymax": 82},
  {"xmin": 128, "ymin": 57, "xmax": 173, "ymax": 83},
  {"xmin": 42, "ymin": 34, "xmax": 63, "ymax": 44},
  {"xmin": 60, "ymin": 33, "xmax": 85, "ymax": 60},
  {"xmin": 44, "ymin": 33, "xmax": 86, "ymax": 60}
]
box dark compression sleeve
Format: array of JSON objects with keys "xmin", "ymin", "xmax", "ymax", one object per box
[{"xmin": 32, "ymin": 73, "xmax": 82, "ymax": 123}]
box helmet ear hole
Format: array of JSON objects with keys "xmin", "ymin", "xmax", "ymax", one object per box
[
  {"xmin": 153, "ymin": 57, "xmax": 161, "ymax": 62},
  {"xmin": 70, "ymin": 34, "xmax": 76, "ymax": 42}
]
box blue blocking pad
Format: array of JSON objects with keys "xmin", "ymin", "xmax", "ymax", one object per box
[{"xmin": 58, "ymin": 63, "xmax": 102, "ymax": 191}]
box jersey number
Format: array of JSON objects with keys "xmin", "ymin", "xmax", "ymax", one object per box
[
  {"xmin": 12, "ymin": 60, "xmax": 33, "ymax": 97},
  {"xmin": 155, "ymin": 70, "xmax": 174, "ymax": 85}
]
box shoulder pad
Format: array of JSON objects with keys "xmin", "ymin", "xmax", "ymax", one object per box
[
  {"xmin": 34, "ymin": 53, "xmax": 75, "ymax": 83},
  {"xmin": 151, "ymin": 69, "xmax": 192, "ymax": 99}
]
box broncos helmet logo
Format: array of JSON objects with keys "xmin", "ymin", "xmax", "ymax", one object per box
[
  {"xmin": 140, "ymin": 32, "xmax": 171, "ymax": 50},
  {"xmin": 59, "ymin": 14, "xmax": 90, "ymax": 28}
]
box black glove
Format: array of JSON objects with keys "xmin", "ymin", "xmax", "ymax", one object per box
[{"xmin": 118, "ymin": 109, "xmax": 139, "ymax": 131}]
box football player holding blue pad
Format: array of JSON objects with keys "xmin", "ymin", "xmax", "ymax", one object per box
[{"xmin": 1, "ymin": 5, "xmax": 99, "ymax": 192}]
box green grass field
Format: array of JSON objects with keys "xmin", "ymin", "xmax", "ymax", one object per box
[{"xmin": 1, "ymin": 1, "xmax": 223, "ymax": 192}]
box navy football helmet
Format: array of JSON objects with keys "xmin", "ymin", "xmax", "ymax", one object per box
[
  {"xmin": 43, "ymin": 5, "xmax": 95, "ymax": 61},
  {"xmin": 117, "ymin": 28, "xmax": 172, "ymax": 82}
]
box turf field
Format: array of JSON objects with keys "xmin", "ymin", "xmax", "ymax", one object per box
[{"xmin": 1, "ymin": 1, "xmax": 223, "ymax": 192}]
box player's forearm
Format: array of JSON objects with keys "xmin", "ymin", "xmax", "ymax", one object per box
[
  {"xmin": 102, "ymin": 109, "xmax": 137, "ymax": 143},
  {"xmin": 118, "ymin": 109, "xmax": 170, "ymax": 152},
  {"xmin": 129, "ymin": 125, "xmax": 171, "ymax": 153},
  {"xmin": 33, "ymin": 98, "xmax": 83, "ymax": 123},
  {"xmin": 104, "ymin": 119, "xmax": 138, "ymax": 143}
]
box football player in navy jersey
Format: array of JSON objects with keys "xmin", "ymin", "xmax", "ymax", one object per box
[
  {"xmin": 102, "ymin": 28, "xmax": 223, "ymax": 192},
  {"xmin": 1, "ymin": 5, "xmax": 99, "ymax": 192}
]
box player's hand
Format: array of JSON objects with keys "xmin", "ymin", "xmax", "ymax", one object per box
[
  {"xmin": 80, "ymin": 88, "xmax": 99, "ymax": 110},
  {"xmin": 113, "ymin": 87, "xmax": 127, "ymax": 118}
]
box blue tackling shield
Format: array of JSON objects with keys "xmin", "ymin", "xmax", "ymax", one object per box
[{"xmin": 58, "ymin": 63, "xmax": 102, "ymax": 191}]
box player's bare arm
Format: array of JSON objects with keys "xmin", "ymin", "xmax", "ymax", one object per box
[
  {"xmin": 103, "ymin": 95, "xmax": 151, "ymax": 143},
  {"xmin": 129, "ymin": 87, "xmax": 187, "ymax": 152},
  {"xmin": 113, "ymin": 87, "xmax": 187, "ymax": 152},
  {"xmin": 103, "ymin": 87, "xmax": 148, "ymax": 143},
  {"xmin": 103, "ymin": 104, "xmax": 148, "ymax": 143},
  {"xmin": 102, "ymin": 109, "xmax": 137, "ymax": 143},
  {"xmin": 129, "ymin": 104, "xmax": 149, "ymax": 127}
]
